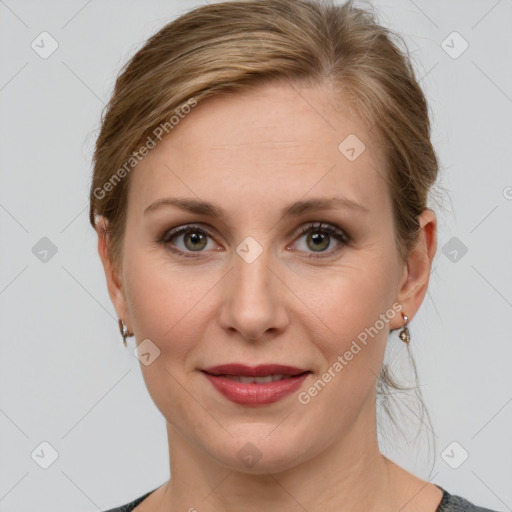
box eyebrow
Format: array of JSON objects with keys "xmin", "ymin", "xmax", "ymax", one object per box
[{"xmin": 144, "ymin": 195, "xmax": 369, "ymax": 218}]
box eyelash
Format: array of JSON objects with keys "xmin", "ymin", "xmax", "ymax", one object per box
[{"xmin": 159, "ymin": 222, "xmax": 351, "ymax": 260}]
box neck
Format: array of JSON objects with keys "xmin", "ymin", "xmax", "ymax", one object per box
[{"xmin": 157, "ymin": 396, "xmax": 398, "ymax": 512}]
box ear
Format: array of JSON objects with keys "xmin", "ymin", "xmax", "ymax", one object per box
[
  {"xmin": 391, "ymin": 208, "xmax": 437, "ymax": 329},
  {"xmin": 96, "ymin": 217, "xmax": 133, "ymax": 333}
]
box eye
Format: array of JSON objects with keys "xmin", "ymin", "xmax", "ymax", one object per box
[
  {"xmin": 159, "ymin": 221, "xmax": 350, "ymax": 259},
  {"xmin": 290, "ymin": 222, "xmax": 350, "ymax": 259},
  {"xmin": 160, "ymin": 224, "xmax": 220, "ymax": 258}
]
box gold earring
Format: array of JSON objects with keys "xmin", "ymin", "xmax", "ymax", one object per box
[
  {"xmin": 118, "ymin": 319, "xmax": 133, "ymax": 347},
  {"xmin": 398, "ymin": 313, "xmax": 410, "ymax": 345}
]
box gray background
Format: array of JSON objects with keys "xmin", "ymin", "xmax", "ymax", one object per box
[{"xmin": 0, "ymin": 0, "xmax": 511, "ymax": 510}]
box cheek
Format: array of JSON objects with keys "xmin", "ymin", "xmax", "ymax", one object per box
[
  {"xmin": 293, "ymin": 249, "xmax": 399, "ymax": 409},
  {"xmin": 295, "ymin": 254, "xmax": 397, "ymax": 345},
  {"xmin": 122, "ymin": 251, "xmax": 210, "ymax": 427},
  {"xmin": 123, "ymin": 247, "xmax": 195, "ymax": 338},
  {"xmin": 296, "ymin": 269, "xmax": 394, "ymax": 427}
]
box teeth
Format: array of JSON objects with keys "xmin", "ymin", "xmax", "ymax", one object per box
[{"xmin": 223, "ymin": 374, "xmax": 290, "ymax": 383}]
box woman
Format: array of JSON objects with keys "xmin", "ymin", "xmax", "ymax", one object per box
[{"xmin": 90, "ymin": 0, "xmax": 501, "ymax": 511}]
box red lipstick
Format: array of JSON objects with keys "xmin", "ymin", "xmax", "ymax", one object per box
[{"xmin": 201, "ymin": 364, "xmax": 310, "ymax": 406}]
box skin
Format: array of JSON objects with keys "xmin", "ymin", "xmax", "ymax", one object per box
[{"xmin": 97, "ymin": 81, "xmax": 439, "ymax": 512}]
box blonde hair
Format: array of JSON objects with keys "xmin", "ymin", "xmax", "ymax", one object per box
[{"xmin": 89, "ymin": 0, "xmax": 439, "ymax": 455}]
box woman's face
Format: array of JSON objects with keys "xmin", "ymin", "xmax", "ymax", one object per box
[{"xmin": 100, "ymin": 81, "xmax": 435, "ymax": 473}]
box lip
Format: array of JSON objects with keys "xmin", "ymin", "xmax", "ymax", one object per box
[
  {"xmin": 201, "ymin": 364, "xmax": 311, "ymax": 406},
  {"xmin": 202, "ymin": 364, "xmax": 308, "ymax": 377}
]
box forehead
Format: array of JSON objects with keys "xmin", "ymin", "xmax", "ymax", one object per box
[{"xmin": 127, "ymin": 81, "xmax": 390, "ymax": 218}]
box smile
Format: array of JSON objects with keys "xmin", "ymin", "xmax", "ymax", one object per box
[{"xmin": 201, "ymin": 364, "xmax": 311, "ymax": 406}]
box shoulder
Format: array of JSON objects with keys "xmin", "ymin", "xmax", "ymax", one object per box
[
  {"xmin": 436, "ymin": 486, "xmax": 504, "ymax": 512},
  {"xmin": 102, "ymin": 488, "xmax": 158, "ymax": 512}
]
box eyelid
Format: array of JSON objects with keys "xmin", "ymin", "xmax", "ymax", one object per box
[
  {"xmin": 161, "ymin": 223, "xmax": 215, "ymax": 243},
  {"xmin": 292, "ymin": 221, "xmax": 349, "ymax": 244}
]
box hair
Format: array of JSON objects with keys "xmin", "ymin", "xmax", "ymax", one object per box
[{"xmin": 89, "ymin": 0, "xmax": 440, "ymax": 465}]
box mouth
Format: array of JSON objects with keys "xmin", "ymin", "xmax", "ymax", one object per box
[
  {"xmin": 200, "ymin": 364, "xmax": 311, "ymax": 406},
  {"xmin": 217, "ymin": 374, "xmax": 300, "ymax": 383}
]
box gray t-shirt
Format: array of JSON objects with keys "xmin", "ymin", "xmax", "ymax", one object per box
[{"xmin": 102, "ymin": 484, "xmax": 503, "ymax": 511}]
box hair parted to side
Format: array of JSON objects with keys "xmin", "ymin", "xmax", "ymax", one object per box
[{"xmin": 89, "ymin": 0, "xmax": 439, "ymax": 460}]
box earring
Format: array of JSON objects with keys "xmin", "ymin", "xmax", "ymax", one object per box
[
  {"xmin": 118, "ymin": 319, "xmax": 133, "ymax": 347},
  {"xmin": 398, "ymin": 313, "xmax": 410, "ymax": 345}
]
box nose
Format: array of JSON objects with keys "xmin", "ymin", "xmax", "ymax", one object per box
[{"xmin": 218, "ymin": 248, "xmax": 289, "ymax": 341}]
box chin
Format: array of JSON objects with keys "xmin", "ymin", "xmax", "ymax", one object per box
[{"xmin": 202, "ymin": 426, "xmax": 315, "ymax": 475}]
